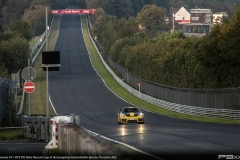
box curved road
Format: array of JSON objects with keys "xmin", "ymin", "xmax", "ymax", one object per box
[{"xmin": 49, "ymin": 15, "xmax": 240, "ymax": 160}]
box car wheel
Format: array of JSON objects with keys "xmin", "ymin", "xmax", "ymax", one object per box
[{"xmin": 118, "ymin": 120, "xmax": 123, "ymax": 125}]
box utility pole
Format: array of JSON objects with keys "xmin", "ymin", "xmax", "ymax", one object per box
[
  {"xmin": 46, "ymin": 6, "xmax": 48, "ymax": 52},
  {"xmin": 28, "ymin": 59, "xmax": 31, "ymax": 117},
  {"xmin": 172, "ymin": 13, "xmax": 175, "ymax": 32},
  {"xmin": 46, "ymin": 6, "xmax": 49, "ymax": 118}
]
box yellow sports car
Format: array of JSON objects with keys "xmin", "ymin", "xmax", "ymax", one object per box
[{"xmin": 118, "ymin": 107, "xmax": 144, "ymax": 124}]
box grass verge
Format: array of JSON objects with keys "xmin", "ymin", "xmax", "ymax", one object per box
[
  {"xmin": 0, "ymin": 129, "xmax": 24, "ymax": 141},
  {"xmin": 81, "ymin": 15, "xmax": 240, "ymax": 125},
  {"xmin": 29, "ymin": 38, "xmax": 35, "ymax": 49}
]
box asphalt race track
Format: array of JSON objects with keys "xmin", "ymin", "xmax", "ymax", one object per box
[{"xmin": 48, "ymin": 15, "xmax": 240, "ymax": 160}]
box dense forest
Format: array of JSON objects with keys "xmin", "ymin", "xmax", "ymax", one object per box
[
  {"xmin": 89, "ymin": 2, "xmax": 240, "ymax": 89},
  {"xmin": 1, "ymin": 0, "xmax": 240, "ymax": 89},
  {"xmin": 1, "ymin": 0, "xmax": 240, "ymax": 33}
]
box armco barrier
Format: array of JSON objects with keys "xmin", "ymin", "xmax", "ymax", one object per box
[{"xmin": 85, "ymin": 17, "xmax": 240, "ymax": 121}]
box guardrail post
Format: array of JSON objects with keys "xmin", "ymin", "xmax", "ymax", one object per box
[
  {"xmin": 22, "ymin": 115, "xmax": 24, "ymax": 135},
  {"xmin": 37, "ymin": 116, "xmax": 40, "ymax": 140},
  {"xmin": 45, "ymin": 116, "xmax": 49, "ymax": 142}
]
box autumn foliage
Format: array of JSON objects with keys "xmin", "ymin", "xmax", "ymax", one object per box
[{"xmin": 91, "ymin": 5, "xmax": 240, "ymax": 89}]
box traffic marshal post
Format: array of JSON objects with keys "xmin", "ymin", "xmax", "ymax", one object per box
[{"xmin": 24, "ymin": 81, "xmax": 35, "ymax": 93}]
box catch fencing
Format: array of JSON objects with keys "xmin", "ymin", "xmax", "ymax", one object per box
[
  {"xmin": 0, "ymin": 78, "xmax": 17, "ymax": 123},
  {"xmin": 86, "ymin": 16, "xmax": 240, "ymax": 120}
]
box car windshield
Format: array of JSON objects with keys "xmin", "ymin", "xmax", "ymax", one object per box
[{"xmin": 123, "ymin": 107, "xmax": 139, "ymax": 113}]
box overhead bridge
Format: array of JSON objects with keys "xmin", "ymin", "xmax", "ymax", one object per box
[{"xmin": 50, "ymin": 9, "xmax": 96, "ymax": 15}]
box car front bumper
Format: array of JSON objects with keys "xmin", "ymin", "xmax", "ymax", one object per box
[{"xmin": 119, "ymin": 116, "xmax": 144, "ymax": 123}]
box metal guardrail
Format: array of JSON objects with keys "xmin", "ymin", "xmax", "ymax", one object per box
[
  {"xmin": 85, "ymin": 17, "xmax": 240, "ymax": 121},
  {"xmin": 0, "ymin": 126, "xmax": 29, "ymax": 129},
  {"xmin": 30, "ymin": 32, "xmax": 46, "ymax": 57},
  {"xmin": 31, "ymin": 15, "xmax": 56, "ymax": 66}
]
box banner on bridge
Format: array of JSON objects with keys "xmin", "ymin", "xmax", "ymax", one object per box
[{"xmin": 50, "ymin": 9, "xmax": 96, "ymax": 14}]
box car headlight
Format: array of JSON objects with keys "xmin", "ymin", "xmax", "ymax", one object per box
[
  {"xmin": 120, "ymin": 113, "xmax": 125, "ymax": 117},
  {"xmin": 139, "ymin": 113, "xmax": 144, "ymax": 117}
]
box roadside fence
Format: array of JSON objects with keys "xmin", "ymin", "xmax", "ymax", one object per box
[{"xmin": 0, "ymin": 77, "xmax": 17, "ymax": 123}]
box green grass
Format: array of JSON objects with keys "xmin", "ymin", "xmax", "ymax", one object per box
[
  {"xmin": 0, "ymin": 129, "xmax": 25, "ymax": 141},
  {"xmin": 80, "ymin": 16, "xmax": 240, "ymax": 125},
  {"xmin": 29, "ymin": 38, "xmax": 35, "ymax": 49}
]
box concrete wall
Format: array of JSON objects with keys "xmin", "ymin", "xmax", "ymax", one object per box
[{"xmin": 57, "ymin": 121, "xmax": 157, "ymax": 160}]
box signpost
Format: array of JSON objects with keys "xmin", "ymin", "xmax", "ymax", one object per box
[
  {"xmin": 21, "ymin": 60, "xmax": 36, "ymax": 117},
  {"xmin": 42, "ymin": 51, "xmax": 61, "ymax": 118},
  {"xmin": 22, "ymin": 67, "xmax": 36, "ymax": 81},
  {"xmin": 24, "ymin": 81, "xmax": 35, "ymax": 93}
]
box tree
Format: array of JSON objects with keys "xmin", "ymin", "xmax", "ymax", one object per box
[
  {"xmin": 177, "ymin": 0, "xmax": 187, "ymax": 7},
  {"xmin": 11, "ymin": 20, "xmax": 32, "ymax": 41},
  {"xmin": 131, "ymin": 0, "xmax": 145, "ymax": 16},
  {"xmin": 143, "ymin": 0, "xmax": 170, "ymax": 10},
  {"xmin": 0, "ymin": 24, "xmax": 2, "ymax": 32},
  {"xmin": 0, "ymin": 64, "xmax": 10, "ymax": 78},
  {"xmin": 91, "ymin": 8, "xmax": 109, "ymax": 41},
  {"xmin": 0, "ymin": 0, "xmax": 31, "ymax": 30},
  {"xmin": 49, "ymin": 0, "xmax": 70, "ymax": 9},
  {"xmin": 136, "ymin": 5, "xmax": 167, "ymax": 31},
  {"xmin": 163, "ymin": 31, "xmax": 185, "ymax": 41},
  {"xmin": 0, "ymin": 36, "xmax": 29, "ymax": 74},
  {"xmin": 86, "ymin": 0, "xmax": 109, "ymax": 11},
  {"xmin": 21, "ymin": 5, "xmax": 47, "ymax": 36},
  {"xmin": 199, "ymin": 4, "xmax": 240, "ymax": 88},
  {"xmin": 114, "ymin": 0, "xmax": 133, "ymax": 18},
  {"xmin": 0, "ymin": 31, "xmax": 16, "ymax": 41}
]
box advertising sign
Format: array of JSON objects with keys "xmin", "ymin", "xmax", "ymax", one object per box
[{"xmin": 50, "ymin": 9, "xmax": 96, "ymax": 14}]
